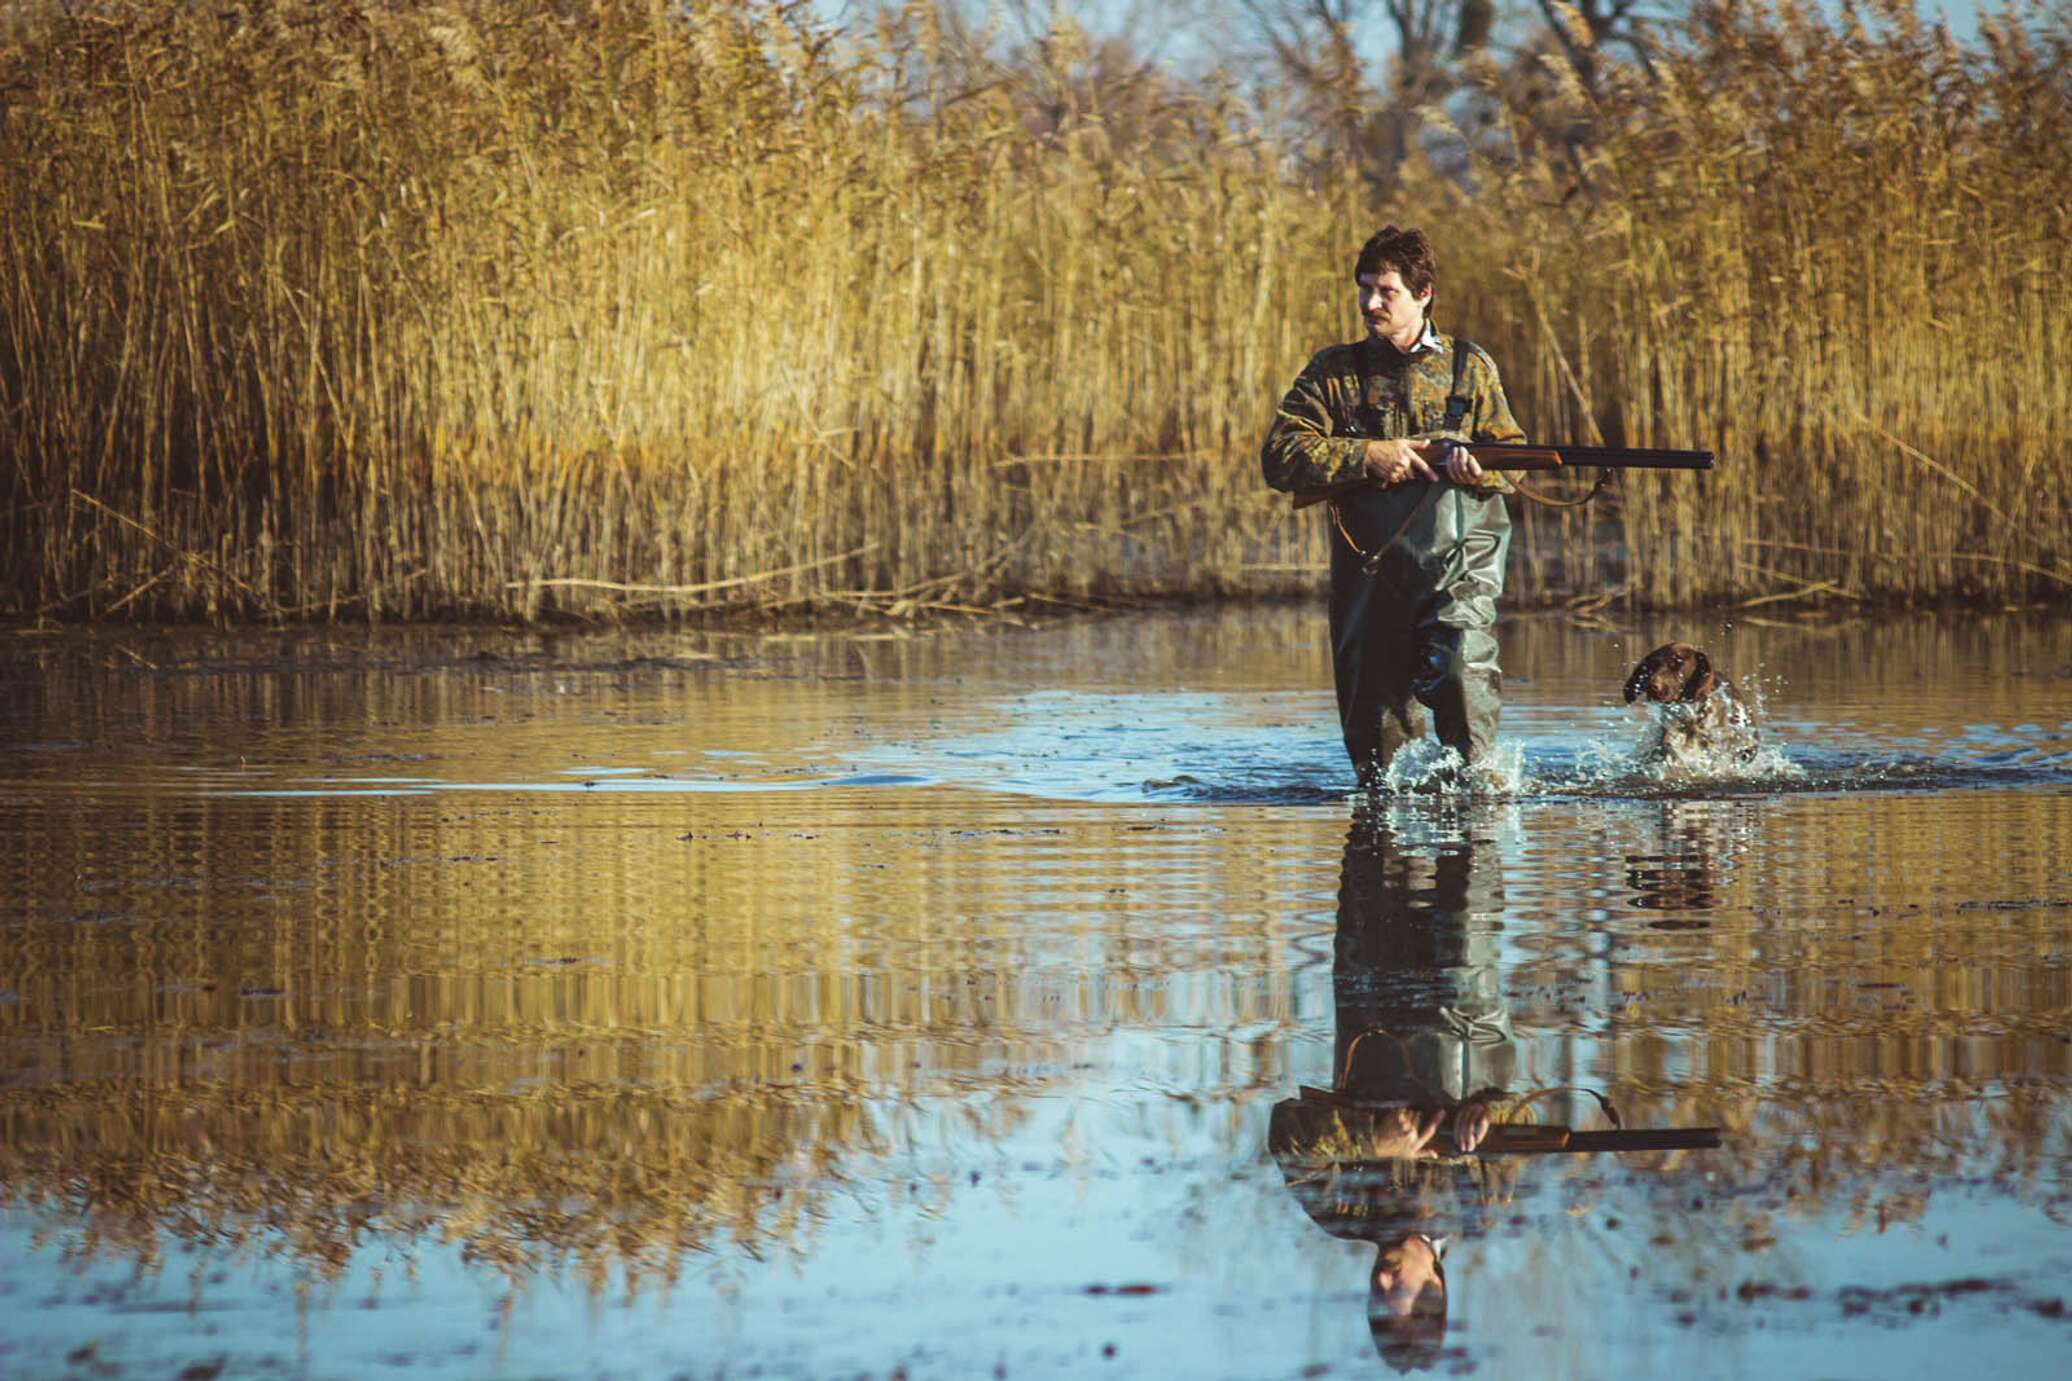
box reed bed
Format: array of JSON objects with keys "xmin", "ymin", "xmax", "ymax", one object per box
[{"xmin": 1, "ymin": 0, "xmax": 2064, "ymax": 621}]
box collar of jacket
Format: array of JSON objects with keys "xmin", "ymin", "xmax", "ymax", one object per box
[{"xmin": 1369, "ymin": 319, "xmax": 1444, "ymax": 360}]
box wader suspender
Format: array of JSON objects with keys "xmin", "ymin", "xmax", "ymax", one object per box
[
  {"xmin": 1328, "ymin": 337, "xmax": 1479, "ymax": 571},
  {"xmin": 1442, "ymin": 337, "xmax": 1475, "ymax": 434}
]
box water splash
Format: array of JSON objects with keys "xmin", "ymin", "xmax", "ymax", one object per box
[
  {"xmin": 1368, "ymin": 738, "xmax": 1527, "ymax": 797},
  {"xmin": 1355, "ymin": 691, "xmax": 1799, "ymax": 802},
  {"xmin": 1598, "ymin": 690, "xmax": 1804, "ymax": 791}
]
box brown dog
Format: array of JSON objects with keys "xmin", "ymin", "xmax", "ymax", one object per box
[{"xmin": 1623, "ymin": 643, "xmax": 1756, "ymax": 765}]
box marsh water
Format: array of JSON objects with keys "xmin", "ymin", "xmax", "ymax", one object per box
[{"xmin": 2, "ymin": 607, "xmax": 2069, "ymax": 1380}]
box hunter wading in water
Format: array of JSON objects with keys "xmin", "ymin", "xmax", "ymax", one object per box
[{"xmin": 1262, "ymin": 227, "xmax": 1525, "ymax": 787}]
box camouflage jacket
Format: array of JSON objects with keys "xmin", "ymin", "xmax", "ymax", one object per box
[{"xmin": 1260, "ymin": 330, "xmax": 1528, "ymax": 495}]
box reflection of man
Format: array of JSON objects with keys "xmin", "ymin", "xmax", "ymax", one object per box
[
  {"xmin": 1331, "ymin": 811, "xmax": 1514, "ymax": 1111},
  {"xmin": 1261, "ymin": 226, "xmax": 1528, "ymax": 785},
  {"xmin": 1270, "ymin": 810, "xmax": 1515, "ymax": 1372}
]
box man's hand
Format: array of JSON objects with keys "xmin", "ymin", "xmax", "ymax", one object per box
[
  {"xmin": 1451, "ymin": 1102, "xmax": 1492, "ymax": 1154},
  {"xmin": 1366, "ymin": 1104, "xmax": 1494, "ymax": 1158},
  {"xmin": 1442, "ymin": 443, "xmax": 1484, "ymax": 486},
  {"xmin": 1371, "ymin": 1106, "xmax": 1447, "ymax": 1159},
  {"xmin": 1369, "ymin": 1103, "xmax": 1493, "ymax": 1158},
  {"xmin": 1362, "ymin": 438, "xmax": 1438, "ymax": 487}
]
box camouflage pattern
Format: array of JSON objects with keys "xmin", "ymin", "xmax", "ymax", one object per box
[
  {"xmin": 1259, "ymin": 331, "xmax": 1527, "ymax": 494},
  {"xmin": 1260, "ymin": 330, "xmax": 1528, "ymax": 778}
]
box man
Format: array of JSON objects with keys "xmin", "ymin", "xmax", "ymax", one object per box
[{"xmin": 1261, "ymin": 226, "xmax": 1527, "ymax": 786}]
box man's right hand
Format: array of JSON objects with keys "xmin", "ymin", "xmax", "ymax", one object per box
[{"xmin": 1362, "ymin": 438, "xmax": 1438, "ymax": 487}]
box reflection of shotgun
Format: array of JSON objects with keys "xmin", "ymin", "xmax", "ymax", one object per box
[
  {"xmin": 1287, "ymin": 1087, "xmax": 1722, "ymax": 1157},
  {"xmin": 1292, "ymin": 442, "xmax": 1715, "ymax": 511},
  {"xmin": 1436, "ymin": 1124, "xmax": 1723, "ymax": 1156}
]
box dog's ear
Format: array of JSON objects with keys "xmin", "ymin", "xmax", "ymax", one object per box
[
  {"xmin": 1681, "ymin": 649, "xmax": 1717, "ymax": 702},
  {"xmin": 1623, "ymin": 649, "xmax": 1662, "ymax": 703}
]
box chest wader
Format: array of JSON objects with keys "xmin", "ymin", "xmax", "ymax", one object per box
[{"xmin": 1327, "ymin": 338, "xmax": 1511, "ymax": 784}]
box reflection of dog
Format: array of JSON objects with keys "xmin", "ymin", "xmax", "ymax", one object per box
[{"xmin": 1623, "ymin": 642, "xmax": 1758, "ymax": 766}]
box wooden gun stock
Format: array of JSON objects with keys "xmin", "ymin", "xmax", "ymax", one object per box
[{"xmin": 1291, "ymin": 442, "xmax": 1715, "ymax": 511}]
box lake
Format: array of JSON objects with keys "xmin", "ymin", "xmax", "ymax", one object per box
[{"xmin": 2, "ymin": 606, "xmax": 2068, "ymax": 1379}]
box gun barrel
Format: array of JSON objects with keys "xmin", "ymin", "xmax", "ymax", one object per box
[
  {"xmin": 1540, "ymin": 444, "xmax": 1714, "ymax": 470},
  {"xmin": 1451, "ymin": 1126, "xmax": 1725, "ymax": 1155},
  {"xmin": 1290, "ymin": 442, "xmax": 1713, "ymax": 510},
  {"xmin": 1563, "ymin": 1127, "xmax": 1723, "ymax": 1152}
]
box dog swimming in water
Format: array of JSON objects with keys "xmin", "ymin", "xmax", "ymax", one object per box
[{"xmin": 1623, "ymin": 642, "xmax": 1760, "ymax": 768}]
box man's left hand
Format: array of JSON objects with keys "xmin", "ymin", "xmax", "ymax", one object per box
[
  {"xmin": 1451, "ymin": 1102, "xmax": 1492, "ymax": 1154},
  {"xmin": 1370, "ymin": 1107, "xmax": 1446, "ymax": 1160},
  {"xmin": 1443, "ymin": 444, "xmax": 1484, "ymax": 485}
]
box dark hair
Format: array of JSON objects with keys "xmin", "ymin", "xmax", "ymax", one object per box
[
  {"xmin": 1368, "ymin": 1242, "xmax": 1449, "ymax": 1373},
  {"xmin": 1354, "ymin": 226, "xmax": 1438, "ymax": 303}
]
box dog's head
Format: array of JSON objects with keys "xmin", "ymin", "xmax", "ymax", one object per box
[{"xmin": 1623, "ymin": 642, "xmax": 1720, "ymax": 704}]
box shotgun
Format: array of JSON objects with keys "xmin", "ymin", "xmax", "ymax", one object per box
[{"xmin": 1292, "ymin": 442, "xmax": 1715, "ymax": 511}]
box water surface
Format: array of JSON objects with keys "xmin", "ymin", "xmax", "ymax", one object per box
[{"xmin": 2, "ymin": 608, "xmax": 2069, "ymax": 1378}]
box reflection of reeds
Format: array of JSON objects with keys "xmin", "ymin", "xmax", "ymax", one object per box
[
  {"xmin": 0, "ymin": 1082, "xmax": 979, "ymax": 1285},
  {"xmin": 10, "ymin": 1075, "xmax": 2059, "ymax": 1290},
  {"xmin": 0, "ymin": 2, "xmax": 2062, "ymax": 620},
  {"xmin": 0, "ymin": 773, "xmax": 1307, "ymax": 1284},
  {"xmin": 3, "ymin": 780, "xmax": 2066, "ymax": 1284}
]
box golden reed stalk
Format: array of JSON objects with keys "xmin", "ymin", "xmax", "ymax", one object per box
[{"xmin": 1, "ymin": 0, "xmax": 2064, "ymax": 620}]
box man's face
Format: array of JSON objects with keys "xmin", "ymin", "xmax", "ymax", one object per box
[
  {"xmin": 1357, "ymin": 270, "xmax": 1432, "ymax": 345},
  {"xmin": 1372, "ymin": 1235, "xmax": 1442, "ymax": 1317}
]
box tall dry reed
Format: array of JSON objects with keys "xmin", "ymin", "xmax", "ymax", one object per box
[
  {"xmin": 1419, "ymin": 0, "xmax": 2072, "ymax": 607},
  {"xmin": 0, "ymin": 0, "xmax": 2064, "ymax": 621}
]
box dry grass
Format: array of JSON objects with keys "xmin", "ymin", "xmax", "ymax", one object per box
[
  {"xmin": 0, "ymin": 0, "xmax": 2064, "ymax": 621},
  {"xmin": 1422, "ymin": 0, "xmax": 2072, "ymax": 607}
]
